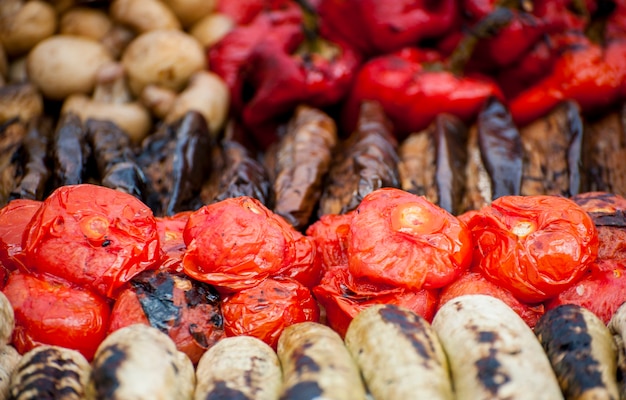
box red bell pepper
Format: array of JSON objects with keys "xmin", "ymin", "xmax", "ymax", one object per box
[
  {"xmin": 343, "ymin": 47, "xmax": 503, "ymax": 140},
  {"xmin": 509, "ymin": 36, "xmax": 625, "ymax": 126},
  {"xmin": 317, "ymin": 0, "xmax": 458, "ymax": 56}
]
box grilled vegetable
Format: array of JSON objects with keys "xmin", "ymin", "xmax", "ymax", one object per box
[
  {"xmin": 535, "ymin": 304, "xmax": 619, "ymax": 400},
  {"xmin": 269, "ymin": 105, "xmax": 338, "ymax": 231},
  {"xmin": 194, "ymin": 336, "xmax": 282, "ymax": 400},
  {"xmin": 0, "ymin": 291, "xmax": 14, "ymax": 345},
  {"xmin": 277, "ymin": 321, "xmax": 367, "ymax": 400},
  {"xmin": 0, "ymin": 119, "xmax": 26, "ymax": 207},
  {"xmin": 520, "ymin": 100, "xmax": 583, "ymax": 197},
  {"xmin": 9, "ymin": 345, "xmax": 91, "ymax": 400},
  {"xmin": 85, "ymin": 324, "xmax": 195, "ymax": 400},
  {"xmin": 344, "ymin": 304, "xmax": 454, "ymax": 400},
  {"xmin": 318, "ymin": 100, "xmax": 400, "ymax": 217},
  {"xmin": 86, "ymin": 118, "xmax": 147, "ymax": 200},
  {"xmin": 462, "ymin": 96, "xmax": 523, "ymax": 211},
  {"xmin": 50, "ymin": 112, "xmax": 90, "ymax": 190},
  {"xmin": 0, "ymin": 345, "xmax": 21, "ymax": 399},
  {"xmin": 608, "ymin": 302, "xmax": 626, "ymax": 398},
  {"xmin": 398, "ymin": 113, "xmax": 467, "ymax": 215},
  {"xmin": 583, "ymin": 103, "xmax": 626, "ymax": 197},
  {"xmin": 432, "ymin": 294, "xmax": 563, "ymax": 400},
  {"xmin": 137, "ymin": 111, "xmax": 212, "ymax": 216}
]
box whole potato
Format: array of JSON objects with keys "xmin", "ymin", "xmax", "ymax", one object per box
[{"xmin": 27, "ymin": 35, "xmax": 113, "ymax": 100}]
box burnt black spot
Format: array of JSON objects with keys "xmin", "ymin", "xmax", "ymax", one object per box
[
  {"xmin": 189, "ymin": 323, "xmax": 209, "ymax": 348},
  {"xmin": 204, "ymin": 381, "xmax": 251, "ymax": 400},
  {"xmin": 91, "ymin": 344, "xmax": 127, "ymax": 398},
  {"xmin": 475, "ymin": 349, "xmax": 511, "ymax": 394},
  {"xmin": 280, "ymin": 381, "xmax": 324, "ymax": 400},
  {"xmin": 378, "ymin": 305, "xmax": 437, "ymax": 364},
  {"xmin": 477, "ymin": 331, "xmax": 499, "ymax": 343},
  {"xmin": 293, "ymin": 355, "xmax": 320, "ymax": 375},
  {"xmin": 535, "ymin": 304, "xmax": 605, "ymax": 397},
  {"xmin": 12, "ymin": 376, "xmax": 81, "ymax": 399},
  {"xmin": 131, "ymin": 270, "xmax": 181, "ymax": 333},
  {"xmin": 102, "ymin": 239, "xmax": 111, "ymax": 247}
]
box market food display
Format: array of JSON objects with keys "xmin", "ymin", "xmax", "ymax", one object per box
[{"xmin": 1, "ymin": 0, "xmax": 626, "ymax": 398}]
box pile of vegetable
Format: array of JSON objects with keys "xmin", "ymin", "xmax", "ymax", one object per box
[{"xmin": 1, "ymin": 0, "xmax": 626, "ymax": 398}]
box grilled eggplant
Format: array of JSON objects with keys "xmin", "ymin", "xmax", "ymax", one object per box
[
  {"xmin": 270, "ymin": 105, "xmax": 338, "ymax": 230},
  {"xmin": 535, "ymin": 304, "xmax": 619, "ymax": 400},
  {"xmin": 50, "ymin": 112, "xmax": 90, "ymax": 189},
  {"xmin": 399, "ymin": 113, "xmax": 468, "ymax": 215},
  {"xmin": 194, "ymin": 336, "xmax": 282, "ymax": 400},
  {"xmin": 137, "ymin": 111, "xmax": 212, "ymax": 216},
  {"xmin": 583, "ymin": 103, "xmax": 626, "ymax": 197},
  {"xmin": 345, "ymin": 304, "xmax": 454, "ymax": 400},
  {"xmin": 9, "ymin": 345, "xmax": 91, "ymax": 400},
  {"xmin": 86, "ymin": 118, "xmax": 147, "ymax": 200},
  {"xmin": 277, "ymin": 322, "xmax": 367, "ymax": 400},
  {"xmin": 318, "ymin": 100, "xmax": 400, "ymax": 217},
  {"xmin": 85, "ymin": 324, "xmax": 195, "ymax": 400},
  {"xmin": 520, "ymin": 100, "xmax": 583, "ymax": 197},
  {"xmin": 0, "ymin": 119, "xmax": 26, "ymax": 207},
  {"xmin": 432, "ymin": 294, "xmax": 563, "ymax": 400}
]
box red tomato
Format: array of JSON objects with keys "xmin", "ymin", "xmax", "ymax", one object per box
[
  {"xmin": 22, "ymin": 184, "xmax": 160, "ymax": 298},
  {"xmin": 0, "ymin": 199, "xmax": 41, "ymax": 273},
  {"xmin": 465, "ymin": 195, "xmax": 599, "ymax": 303},
  {"xmin": 305, "ymin": 211, "xmax": 353, "ymax": 271},
  {"xmin": 438, "ymin": 271, "xmax": 545, "ymax": 328},
  {"xmin": 3, "ymin": 272, "xmax": 110, "ymax": 360},
  {"xmin": 313, "ymin": 265, "xmax": 438, "ymax": 337},
  {"xmin": 155, "ymin": 211, "xmax": 192, "ymax": 273},
  {"xmin": 221, "ymin": 277, "xmax": 319, "ymax": 348},
  {"xmin": 273, "ymin": 234, "xmax": 323, "ymax": 289},
  {"xmin": 348, "ymin": 188, "xmax": 473, "ymax": 290},
  {"xmin": 183, "ymin": 197, "xmax": 301, "ymax": 292},
  {"xmin": 108, "ymin": 270, "xmax": 225, "ymax": 364},
  {"xmin": 545, "ymin": 260, "xmax": 626, "ymax": 324}
]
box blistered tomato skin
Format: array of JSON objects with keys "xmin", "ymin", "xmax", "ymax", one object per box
[
  {"xmin": 221, "ymin": 277, "xmax": 319, "ymax": 349},
  {"xmin": 466, "ymin": 195, "xmax": 599, "ymax": 303},
  {"xmin": 0, "ymin": 199, "xmax": 41, "ymax": 273},
  {"xmin": 22, "ymin": 184, "xmax": 160, "ymax": 299},
  {"xmin": 348, "ymin": 188, "xmax": 473, "ymax": 290},
  {"xmin": 182, "ymin": 197, "xmax": 301, "ymax": 292},
  {"xmin": 155, "ymin": 211, "xmax": 192, "ymax": 273},
  {"xmin": 3, "ymin": 272, "xmax": 110, "ymax": 361}
]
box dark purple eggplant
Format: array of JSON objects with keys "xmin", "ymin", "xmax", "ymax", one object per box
[
  {"xmin": 50, "ymin": 112, "xmax": 89, "ymax": 189},
  {"xmin": 318, "ymin": 101, "xmax": 400, "ymax": 217},
  {"xmin": 583, "ymin": 102, "xmax": 626, "ymax": 197},
  {"xmin": 270, "ymin": 105, "xmax": 338, "ymax": 230},
  {"xmin": 86, "ymin": 118, "xmax": 147, "ymax": 200},
  {"xmin": 8, "ymin": 116, "xmax": 52, "ymax": 202},
  {"xmin": 137, "ymin": 111, "xmax": 212, "ymax": 216},
  {"xmin": 520, "ymin": 100, "xmax": 583, "ymax": 197},
  {"xmin": 399, "ymin": 113, "xmax": 468, "ymax": 215},
  {"xmin": 0, "ymin": 119, "xmax": 27, "ymax": 207}
]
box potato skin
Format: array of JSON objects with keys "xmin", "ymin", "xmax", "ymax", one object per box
[
  {"xmin": 432, "ymin": 294, "xmax": 563, "ymax": 400},
  {"xmin": 277, "ymin": 322, "xmax": 367, "ymax": 400},
  {"xmin": 194, "ymin": 336, "xmax": 282, "ymax": 400},
  {"xmin": 344, "ymin": 304, "xmax": 454, "ymax": 400},
  {"xmin": 535, "ymin": 304, "xmax": 619, "ymax": 400}
]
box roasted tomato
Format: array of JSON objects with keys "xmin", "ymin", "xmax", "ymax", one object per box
[
  {"xmin": 313, "ymin": 265, "xmax": 439, "ymax": 337},
  {"xmin": 348, "ymin": 188, "xmax": 473, "ymax": 290},
  {"xmin": 438, "ymin": 271, "xmax": 545, "ymax": 328},
  {"xmin": 155, "ymin": 211, "xmax": 192, "ymax": 273},
  {"xmin": 22, "ymin": 184, "xmax": 160, "ymax": 298},
  {"xmin": 3, "ymin": 272, "xmax": 110, "ymax": 360},
  {"xmin": 465, "ymin": 195, "xmax": 598, "ymax": 303},
  {"xmin": 182, "ymin": 197, "xmax": 303, "ymax": 292},
  {"xmin": 0, "ymin": 199, "xmax": 41, "ymax": 273},
  {"xmin": 545, "ymin": 260, "xmax": 626, "ymax": 324},
  {"xmin": 221, "ymin": 277, "xmax": 319, "ymax": 348},
  {"xmin": 305, "ymin": 211, "xmax": 353, "ymax": 271},
  {"xmin": 108, "ymin": 270, "xmax": 225, "ymax": 364}
]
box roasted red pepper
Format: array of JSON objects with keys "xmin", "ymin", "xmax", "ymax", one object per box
[
  {"xmin": 344, "ymin": 47, "xmax": 503, "ymax": 141},
  {"xmin": 509, "ymin": 35, "xmax": 625, "ymax": 126},
  {"xmin": 317, "ymin": 0, "xmax": 458, "ymax": 56},
  {"xmin": 465, "ymin": 195, "xmax": 599, "ymax": 303},
  {"xmin": 216, "ymin": 0, "xmax": 296, "ymax": 25},
  {"xmin": 209, "ymin": 2, "xmax": 361, "ymax": 148}
]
